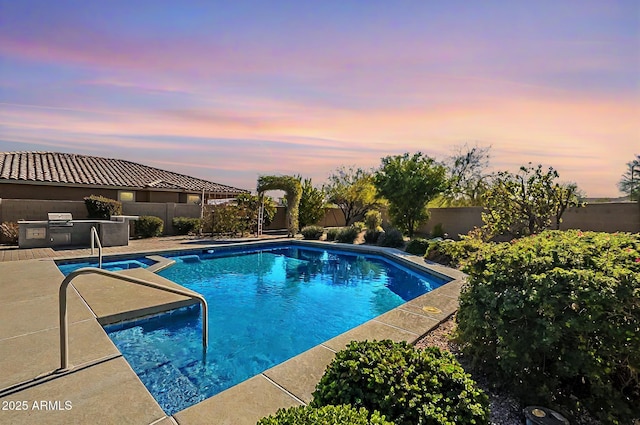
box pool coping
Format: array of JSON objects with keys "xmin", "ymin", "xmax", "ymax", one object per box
[{"xmin": 3, "ymin": 240, "xmax": 465, "ymax": 425}]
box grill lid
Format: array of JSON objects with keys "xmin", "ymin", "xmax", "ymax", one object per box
[{"xmin": 48, "ymin": 212, "xmax": 73, "ymax": 221}]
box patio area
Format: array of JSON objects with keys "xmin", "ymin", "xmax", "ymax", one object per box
[{"xmin": 0, "ymin": 237, "xmax": 464, "ymax": 425}]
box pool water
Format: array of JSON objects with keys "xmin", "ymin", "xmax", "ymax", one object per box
[{"xmin": 104, "ymin": 246, "xmax": 448, "ymax": 415}]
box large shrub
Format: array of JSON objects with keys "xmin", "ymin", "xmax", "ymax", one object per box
[
  {"xmin": 301, "ymin": 225, "xmax": 324, "ymax": 240},
  {"xmin": 405, "ymin": 238, "xmax": 430, "ymax": 256},
  {"xmin": 84, "ymin": 195, "xmax": 122, "ymax": 219},
  {"xmin": 336, "ymin": 225, "xmax": 359, "ymax": 244},
  {"xmin": 424, "ymin": 237, "xmax": 486, "ymax": 268},
  {"xmin": 364, "ymin": 229, "xmax": 382, "ymax": 244},
  {"xmin": 172, "ymin": 217, "xmax": 201, "ymax": 235},
  {"xmin": 376, "ymin": 228, "xmax": 404, "ymax": 248},
  {"xmin": 456, "ymin": 230, "xmax": 640, "ymax": 423},
  {"xmin": 312, "ymin": 340, "xmax": 489, "ymax": 425},
  {"xmin": 258, "ymin": 404, "xmax": 393, "ymax": 425},
  {"xmin": 135, "ymin": 216, "xmax": 164, "ymax": 238}
]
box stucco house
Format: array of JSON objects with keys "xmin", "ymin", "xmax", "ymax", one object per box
[{"xmin": 0, "ymin": 151, "xmax": 247, "ymax": 203}]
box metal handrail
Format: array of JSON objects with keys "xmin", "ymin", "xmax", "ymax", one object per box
[
  {"xmin": 59, "ymin": 267, "xmax": 209, "ymax": 371},
  {"xmin": 90, "ymin": 226, "xmax": 103, "ymax": 268}
]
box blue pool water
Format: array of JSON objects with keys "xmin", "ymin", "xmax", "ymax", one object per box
[
  {"xmin": 103, "ymin": 246, "xmax": 448, "ymax": 415},
  {"xmin": 57, "ymin": 258, "xmax": 154, "ymax": 275}
]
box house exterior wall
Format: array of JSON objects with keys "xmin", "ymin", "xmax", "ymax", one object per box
[{"xmin": 0, "ymin": 182, "xmax": 120, "ymax": 201}]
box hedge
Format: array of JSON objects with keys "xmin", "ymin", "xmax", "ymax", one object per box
[{"xmin": 456, "ymin": 230, "xmax": 640, "ymax": 423}]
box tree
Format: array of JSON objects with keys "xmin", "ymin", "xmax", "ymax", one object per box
[
  {"xmin": 297, "ymin": 176, "xmax": 326, "ymax": 228},
  {"xmin": 482, "ymin": 164, "xmax": 583, "ymax": 238},
  {"xmin": 324, "ymin": 166, "xmax": 381, "ymax": 225},
  {"xmin": 618, "ymin": 154, "xmax": 640, "ymax": 201},
  {"xmin": 373, "ymin": 152, "xmax": 448, "ymax": 238},
  {"xmin": 257, "ymin": 175, "xmax": 302, "ymax": 237},
  {"xmin": 236, "ymin": 193, "xmax": 276, "ymax": 233},
  {"xmin": 441, "ymin": 144, "xmax": 492, "ymax": 206}
]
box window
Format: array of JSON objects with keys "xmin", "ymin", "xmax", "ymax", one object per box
[
  {"xmin": 186, "ymin": 194, "xmax": 201, "ymax": 204},
  {"xmin": 118, "ymin": 191, "xmax": 135, "ymax": 202}
]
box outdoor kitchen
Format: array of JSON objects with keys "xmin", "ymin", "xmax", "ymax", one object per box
[{"xmin": 18, "ymin": 213, "xmax": 138, "ymax": 249}]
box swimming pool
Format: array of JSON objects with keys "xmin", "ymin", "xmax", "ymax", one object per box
[{"xmin": 102, "ymin": 245, "xmax": 449, "ymax": 415}]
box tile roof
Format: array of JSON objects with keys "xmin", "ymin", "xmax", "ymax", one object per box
[{"xmin": 0, "ymin": 152, "xmax": 247, "ymax": 194}]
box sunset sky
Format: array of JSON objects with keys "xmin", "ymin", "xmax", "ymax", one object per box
[{"xmin": 1, "ymin": 1, "xmax": 638, "ymax": 197}]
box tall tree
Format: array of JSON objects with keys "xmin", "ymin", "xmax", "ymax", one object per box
[
  {"xmin": 618, "ymin": 155, "xmax": 640, "ymax": 201},
  {"xmin": 297, "ymin": 176, "xmax": 326, "ymax": 228},
  {"xmin": 442, "ymin": 144, "xmax": 492, "ymax": 206},
  {"xmin": 324, "ymin": 166, "xmax": 381, "ymax": 225},
  {"xmin": 373, "ymin": 152, "xmax": 448, "ymax": 238},
  {"xmin": 482, "ymin": 164, "xmax": 583, "ymax": 238}
]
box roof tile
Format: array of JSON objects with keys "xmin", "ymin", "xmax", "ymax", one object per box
[{"xmin": 0, "ymin": 152, "xmax": 247, "ymax": 194}]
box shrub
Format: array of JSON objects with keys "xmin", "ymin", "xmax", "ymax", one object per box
[
  {"xmin": 377, "ymin": 228, "xmax": 404, "ymax": 248},
  {"xmin": 172, "ymin": 217, "xmax": 201, "ymax": 235},
  {"xmin": 336, "ymin": 225, "xmax": 359, "ymax": 244},
  {"xmin": 325, "ymin": 227, "xmax": 341, "ymax": 241},
  {"xmin": 84, "ymin": 195, "xmax": 122, "ymax": 219},
  {"xmin": 301, "ymin": 225, "xmax": 324, "ymax": 240},
  {"xmin": 352, "ymin": 221, "xmax": 366, "ymax": 232},
  {"xmin": 431, "ymin": 223, "xmax": 446, "ymax": 238},
  {"xmin": 135, "ymin": 216, "xmax": 164, "ymax": 238},
  {"xmin": 258, "ymin": 404, "xmax": 393, "ymax": 425},
  {"xmin": 0, "ymin": 222, "xmax": 19, "ymax": 244},
  {"xmin": 364, "ymin": 210, "xmax": 383, "ymax": 230},
  {"xmin": 405, "ymin": 238, "xmax": 430, "ymax": 256},
  {"xmin": 424, "ymin": 238, "xmax": 486, "ymax": 268},
  {"xmin": 312, "ymin": 340, "xmax": 489, "ymax": 425},
  {"xmin": 364, "ymin": 229, "xmax": 382, "ymax": 244},
  {"xmin": 456, "ymin": 230, "xmax": 640, "ymax": 423}
]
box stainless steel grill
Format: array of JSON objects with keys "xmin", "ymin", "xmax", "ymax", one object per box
[{"xmin": 48, "ymin": 212, "xmax": 74, "ymax": 228}]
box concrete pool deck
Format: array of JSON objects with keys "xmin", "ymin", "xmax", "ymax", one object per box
[{"xmin": 0, "ymin": 237, "xmax": 465, "ymax": 425}]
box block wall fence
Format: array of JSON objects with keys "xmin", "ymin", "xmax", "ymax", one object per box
[{"xmin": 0, "ymin": 199, "xmax": 638, "ymax": 243}]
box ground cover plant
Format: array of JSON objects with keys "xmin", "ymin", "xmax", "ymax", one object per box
[
  {"xmin": 455, "ymin": 230, "xmax": 640, "ymax": 424},
  {"xmin": 312, "ymin": 340, "xmax": 489, "ymax": 425},
  {"xmin": 258, "ymin": 404, "xmax": 393, "ymax": 425}
]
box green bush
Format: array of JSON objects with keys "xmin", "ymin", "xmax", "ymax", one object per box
[
  {"xmin": 84, "ymin": 195, "xmax": 122, "ymax": 219},
  {"xmin": 325, "ymin": 227, "xmax": 342, "ymax": 241},
  {"xmin": 336, "ymin": 225, "xmax": 359, "ymax": 244},
  {"xmin": 424, "ymin": 238, "xmax": 486, "ymax": 268},
  {"xmin": 365, "ymin": 210, "xmax": 383, "ymax": 230},
  {"xmin": 135, "ymin": 216, "xmax": 164, "ymax": 238},
  {"xmin": 312, "ymin": 340, "xmax": 489, "ymax": 425},
  {"xmin": 377, "ymin": 228, "xmax": 404, "ymax": 248},
  {"xmin": 364, "ymin": 229, "xmax": 382, "ymax": 244},
  {"xmin": 172, "ymin": 217, "xmax": 201, "ymax": 235},
  {"xmin": 258, "ymin": 404, "xmax": 393, "ymax": 425},
  {"xmin": 301, "ymin": 225, "xmax": 324, "ymax": 240},
  {"xmin": 456, "ymin": 230, "xmax": 640, "ymax": 423},
  {"xmin": 405, "ymin": 238, "xmax": 430, "ymax": 256}
]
